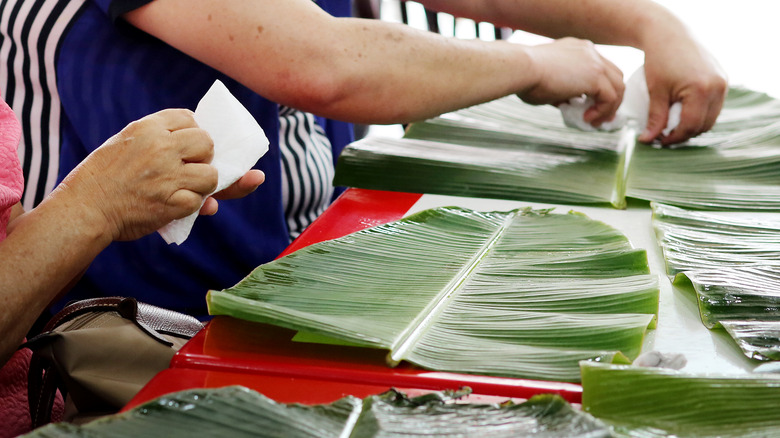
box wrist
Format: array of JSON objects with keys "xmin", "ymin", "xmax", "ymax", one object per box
[
  {"xmin": 45, "ymin": 177, "xmax": 116, "ymax": 248},
  {"xmin": 509, "ymin": 43, "xmax": 541, "ymax": 99},
  {"xmin": 632, "ymin": 7, "xmax": 689, "ymax": 52}
]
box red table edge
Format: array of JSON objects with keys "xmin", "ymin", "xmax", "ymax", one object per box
[
  {"xmin": 124, "ymin": 368, "xmax": 576, "ymax": 412},
  {"xmin": 279, "ymin": 188, "xmax": 422, "ymax": 257},
  {"xmin": 155, "ymin": 188, "xmax": 582, "ymax": 407},
  {"xmin": 174, "ymin": 350, "xmax": 582, "ymax": 402}
]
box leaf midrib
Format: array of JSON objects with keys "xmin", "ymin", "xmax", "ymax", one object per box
[{"xmin": 387, "ymin": 210, "xmax": 519, "ymax": 366}]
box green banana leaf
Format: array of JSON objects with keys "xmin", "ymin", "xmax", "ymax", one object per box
[
  {"xmin": 651, "ymin": 202, "xmax": 780, "ymax": 360},
  {"xmin": 25, "ymin": 387, "xmax": 614, "ymax": 437},
  {"xmin": 336, "ymin": 99, "xmax": 627, "ymax": 208},
  {"xmin": 209, "ymin": 206, "xmax": 658, "ymax": 382},
  {"xmin": 581, "ymin": 361, "xmax": 780, "ymax": 437},
  {"xmin": 334, "ymin": 87, "xmax": 780, "ymax": 211}
]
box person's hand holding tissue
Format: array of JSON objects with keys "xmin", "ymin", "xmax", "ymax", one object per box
[
  {"xmin": 0, "ymin": 104, "xmax": 262, "ymax": 364},
  {"xmin": 518, "ymin": 38, "xmax": 626, "ymax": 128},
  {"xmin": 60, "ymin": 108, "xmax": 262, "ymax": 242}
]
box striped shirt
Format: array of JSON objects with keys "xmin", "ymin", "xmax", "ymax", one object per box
[
  {"xmin": 279, "ymin": 105, "xmax": 335, "ymax": 240},
  {"xmin": 0, "ymin": 0, "xmax": 88, "ymax": 209}
]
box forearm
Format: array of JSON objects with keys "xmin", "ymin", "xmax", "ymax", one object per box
[
  {"xmin": 0, "ymin": 108, "xmax": 230, "ymax": 365},
  {"xmin": 275, "ymin": 19, "xmax": 535, "ymax": 124},
  {"xmin": 125, "ymin": 0, "xmax": 537, "ymax": 124},
  {"xmin": 420, "ymin": 0, "xmax": 689, "ymax": 50},
  {"xmin": 0, "ymin": 189, "xmax": 111, "ymax": 364}
]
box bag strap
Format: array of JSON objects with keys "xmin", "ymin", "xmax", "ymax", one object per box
[
  {"xmin": 33, "ymin": 297, "xmax": 203, "ymax": 346},
  {"xmin": 24, "ymin": 297, "xmax": 204, "ymax": 427},
  {"xmin": 27, "ymin": 351, "xmax": 62, "ymax": 428}
]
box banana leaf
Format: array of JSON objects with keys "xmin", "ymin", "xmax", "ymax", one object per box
[
  {"xmin": 335, "ymin": 98, "xmax": 629, "ymax": 208},
  {"xmin": 25, "ymin": 387, "xmax": 614, "ymax": 438},
  {"xmin": 335, "ymin": 87, "xmax": 780, "ymax": 211},
  {"xmin": 651, "ymin": 202, "xmax": 780, "ymax": 360},
  {"xmin": 581, "ymin": 361, "xmax": 780, "ymax": 437},
  {"xmin": 209, "ymin": 206, "xmax": 658, "ymax": 382}
]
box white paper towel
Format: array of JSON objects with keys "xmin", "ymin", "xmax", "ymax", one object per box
[
  {"xmin": 559, "ymin": 66, "xmax": 681, "ymax": 136},
  {"xmin": 158, "ymin": 80, "xmax": 269, "ymax": 245}
]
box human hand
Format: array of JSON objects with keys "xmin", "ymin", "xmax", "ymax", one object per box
[
  {"xmin": 641, "ymin": 38, "xmax": 727, "ymax": 145},
  {"xmin": 199, "ymin": 169, "xmax": 265, "ymax": 216},
  {"xmin": 58, "ymin": 109, "xmax": 220, "ymax": 241},
  {"xmin": 519, "ymin": 37, "xmax": 625, "ymax": 127}
]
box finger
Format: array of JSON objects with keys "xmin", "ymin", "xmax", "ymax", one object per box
[
  {"xmin": 701, "ymin": 88, "xmax": 727, "ymax": 133},
  {"xmin": 200, "ymin": 197, "xmax": 219, "ymax": 216},
  {"xmin": 584, "ymin": 76, "xmax": 624, "ymax": 126},
  {"xmin": 179, "ymin": 162, "xmax": 219, "ymax": 195},
  {"xmin": 212, "ymin": 170, "xmax": 265, "ymax": 200},
  {"xmin": 661, "ymin": 94, "xmax": 708, "ymax": 145},
  {"xmin": 172, "ymin": 128, "xmax": 215, "ymax": 163},
  {"xmin": 639, "ymin": 92, "xmax": 670, "ymax": 143},
  {"xmin": 584, "ymin": 58, "xmax": 624, "ymax": 126},
  {"xmin": 152, "ymin": 108, "xmax": 199, "ymax": 132},
  {"xmin": 166, "ymin": 189, "xmax": 208, "ymax": 219}
]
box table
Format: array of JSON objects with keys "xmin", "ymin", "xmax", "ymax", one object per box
[
  {"xmin": 131, "ymin": 186, "xmax": 761, "ymax": 413},
  {"xmin": 129, "ymin": 189, "xmax": 589, "ymax": 409}
]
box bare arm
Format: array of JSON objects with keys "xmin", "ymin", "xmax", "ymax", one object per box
[
  {"xmin": 0, "ymin": 109, "xmax": 262, "ymax": 365},
  {"xmin": 421, "ymin": 0, "xmax": 728, "ymax": 144},
  {"xmin": 124, "ymin": 0, "xmax": 624, "ymax": 126},
  {"xmin": 0, "ymin": 187, "xmax": 113, "ymax": 364}
]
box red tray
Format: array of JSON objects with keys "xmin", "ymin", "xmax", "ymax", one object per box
[
  {"xmin": 152, "ymin": 188, "xmax": 581, "ymax": 406},
  {"xmin": 124, "ymin": 367, "xmax": 535, "ymax": 411},
  {"xmin": 171, "ymin": 316, "xmax": 581, "ymax": 403},
  {"xmin": 280, "ymin": 188, "xmax": 422, "ymax": 257}
]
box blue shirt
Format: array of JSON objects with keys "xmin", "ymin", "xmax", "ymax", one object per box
[{"xmin": 52, "ymin": 0, "xmax": 354, "ymax": 315}]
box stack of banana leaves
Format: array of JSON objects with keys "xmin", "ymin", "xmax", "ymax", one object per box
[
  {"xmin": 26, "ymin": 364, "xmax": 780, "ymax": 437},
  {"xmin": 209, "ymin": 206, "xmax": 659, "ymax": 383},
  {"xmin": 335, "ymin": 87, "xmax": 780, "ymax": 211},
  {"xmin": 652, "ymin": 203, "xmax": 780, "ymax": 361}
]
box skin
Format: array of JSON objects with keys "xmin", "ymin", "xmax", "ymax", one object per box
[
  {"xmin": 421, "ymin": 0, "xmax": 728, "ymax": 144},
  {"xmin": 124, "ymin": 0, "xmax": 625, "ymax": 128},
  {"xmin": 124, "ymin": 0, "xmax": 726, "ymax": 145},
  {"xmin": 0, "ymin": 109, "xmax": 263, "ymax": 365}
]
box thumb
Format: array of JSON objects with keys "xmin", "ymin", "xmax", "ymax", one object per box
[{"xmin": 640, "ymin": 93, "xmax": 670, "ymax": 143}]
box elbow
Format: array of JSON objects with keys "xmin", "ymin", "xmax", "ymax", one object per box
[
  {"xmin": 274, "ymin": 74, "xmax": 418, "ymax": 125},
  {"xmin": 270, "ymin": 66, "xmax": 362, "ymax": 120}
]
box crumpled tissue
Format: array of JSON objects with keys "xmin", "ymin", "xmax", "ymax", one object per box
[
  {"xmin": 633, "ymin": 350, "xmax": 687, "ymax": 370},
  {"xmin": 158, "ymin": 80, "xmax": 269, "ymax": 245},
  {"xmin": 559, "ymin": 66, "xmax": 682, "ymax": 136}
]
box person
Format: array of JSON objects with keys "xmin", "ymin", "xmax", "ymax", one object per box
[
  {"xmin": 0, "ymin": 0, "xmax": 727, "ymax": 318},
  {"xmin": 0, "ymin": 96, "xmax": 263, "ymax": 435}
]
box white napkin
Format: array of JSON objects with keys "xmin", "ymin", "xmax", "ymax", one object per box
[
  {"xmin": 559, "ymin": 66, "xmax": 682, "ymax": 136},
  {"xmin": 634, "ymin": 350, "xmax": 687, "ymax": 370},
  {"xmin": 158, "ymin": 80, "xmax": 269, "ymax": 245}
]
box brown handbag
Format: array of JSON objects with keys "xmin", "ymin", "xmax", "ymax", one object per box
[{"xmin": 23, "ymin": 297, "xmax": 204, "ymax": 426}]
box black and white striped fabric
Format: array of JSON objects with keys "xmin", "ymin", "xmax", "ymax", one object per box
[
  {"xmin": 278, "ymin": 105, "xmax": 335, "ymax": 240},
  {"xmin": 0, "ymin": 0, "xmax": 87, "ymax": 210}
]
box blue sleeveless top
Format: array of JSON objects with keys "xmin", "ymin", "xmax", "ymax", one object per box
[{"xmin": 50, "ymin": 0, "xmax": 354, "ymax": 315}]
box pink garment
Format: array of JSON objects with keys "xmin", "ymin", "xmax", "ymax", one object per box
[
  {"xmin": 0, "ymin": 95, "xmax": 31, "ymax": 437},
  {"xmin": 0, "ymin": 97, "xmax": 62, "ymax": 436},
  {"xmin": 0, "ymin": 94, "xmax": 23, "ymax": 238},
  {"xmin": 0, "ymin": 349, "xmax": 33, "ymax": 438}
]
